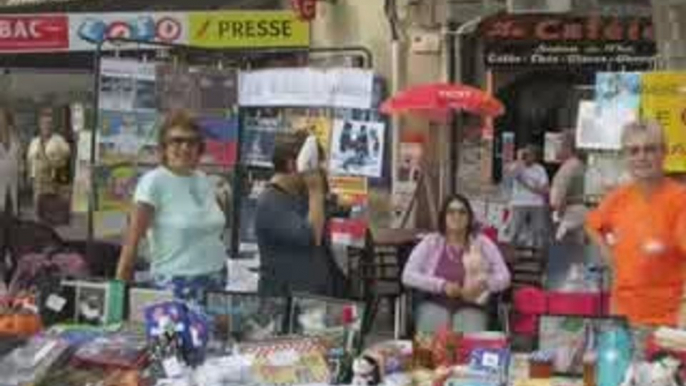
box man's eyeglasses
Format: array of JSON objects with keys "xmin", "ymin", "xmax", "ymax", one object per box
[
  {"xmin": 166, "ymin": 136, "xmax": 201, "ymax": 147},
  {"xmin": 623, "ymin": 144, "xmax": 663, "ymax": 157}
]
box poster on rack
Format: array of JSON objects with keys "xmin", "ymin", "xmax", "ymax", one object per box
[
  {"xmin": 95, "ymin": 164, "xmax": 150, "ymax": 212},
  {"xmin": 390, "ymin": 136, "xmax": 423, "ymax": 228},
  {"xmin": 641, "ymin": 72, "xmax": 686, "ymax": 172},
  {"xmin": 98, "ymin": 110, "xmax": 159, "ymax": 164},
  {"xmin": 156, "ymin": 64, "xmax": 238, "ymax": 112},
  {"xmin": 328, "ymin": 176, "xmax": 368, "ymax": 206},
  {"xmin": 590, "ymin": 72, "xmax": 641, "ymax": 150},
  {"xmin": 156, "ymin": 64, "xmax": 201, "ymax": 111},
  {"xmin": 197, "ymin": 115, "xmax": 239, "ymax": 167},
  {"xmin": 93, "ymin": 164, "xmax": 151, "ymax": 238},
  {"xmin": 284, "ymin": 110, "xmax": 332, "ymax": 155},
  {"xmin": 329, "ymin": 119, "xmax": 385, "ymax": 178},
  {"xmin": 99, "ymin": 59, "xmax": 156, "ymax": 112},
  {"xmin": 241, "ymin": 115, "xmax": 282, "ymax": 168}
]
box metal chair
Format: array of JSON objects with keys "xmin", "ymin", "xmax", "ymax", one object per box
[
  {"xmin": 347, "ymin": 230, "xmax": 416, "ymax": 341},
  {"xmin": 502, "ymin": 244, "xmax": 548, "ymax": 289}
]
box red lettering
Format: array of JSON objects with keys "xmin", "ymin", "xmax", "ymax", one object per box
[
  {"xmin": 487, "ymin": 21, "xmax": 516, "ymax": 38},
  {"xmin": 483, "ymin": 15, "xmax": 654, "ymax": 43},
  {"xmin": 0, "ymin": 20, "xmax": 44, "ymax": 40},
  {"xmin": 562, "ymin": 23, "xmax": 583, "ymax": 40},
  {"xmin": 603, "ymin": 20, "xmax": 623, "ymax": 40},
  {"xmin": 627, "ymin": 19, "xmax": 640, "ymax": 41},
  {"xmin": 536, "ymin": 20, "xmax": 561, "ymax": 40},
  {"xmin": 14, "ymin": 21, "xmax": 29, "ymax": 39},
  {"xmin": 586, "ymin": 16, "xmax": 602, "ymax": 40}
]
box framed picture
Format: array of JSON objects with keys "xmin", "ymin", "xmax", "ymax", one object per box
[
  {"xmin": 538, "ymin": 314, "xmax": 628, "ymax": 376},
  {"xmin": 63, "ymin": 279, "xmax": 126, "ymax": 326},
  {"xmin": 205, "ymin": 291, "xmax": 289, "ymax": 351}
]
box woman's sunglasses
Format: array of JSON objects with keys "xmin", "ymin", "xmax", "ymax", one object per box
[
  {"xmin": 166, "ymin": 136, "xmax": 202, "ymax": 147},
  {"xmin": 447, "ymin": 207, "xmax": 469, "ymax": 215}
]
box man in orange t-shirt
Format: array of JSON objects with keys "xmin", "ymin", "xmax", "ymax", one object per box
[{"xmin": 586, "ymin": 120, "xmax": 686, "ymax": 327}]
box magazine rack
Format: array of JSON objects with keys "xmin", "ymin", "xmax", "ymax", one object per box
[{"xmin": 86, "ymin": 36, "xmax": 374, "ymax": 262}]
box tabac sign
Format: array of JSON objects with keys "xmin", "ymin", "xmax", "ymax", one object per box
[{"xmin": 480, "ymin": 14, "xmax": 657, "ymax": 68}]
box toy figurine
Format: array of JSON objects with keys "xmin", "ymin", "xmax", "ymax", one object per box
[{"xmin": 352, "ymin": 355, "xmax": 381, "ymax": 386}]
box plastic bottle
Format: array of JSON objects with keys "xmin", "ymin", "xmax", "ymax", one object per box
[{"xmin": 596, "ymin": 327, "xmax": 632, "ymax": 386}]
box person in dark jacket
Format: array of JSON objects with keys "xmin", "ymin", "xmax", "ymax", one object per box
[{"xmin": 254, "ymin": 131, "xmax": 346, "ymax": 297}]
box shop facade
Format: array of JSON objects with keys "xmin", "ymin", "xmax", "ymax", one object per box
[
  {"xmin": 0, "ymin": 9, "xmax": 313, "ymax": 225},
  {"xmin": 477, "ymin": 12, "xmax": 657, "ymax": 182}
]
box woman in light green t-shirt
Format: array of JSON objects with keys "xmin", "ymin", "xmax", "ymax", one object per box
[{"xmin": 117, "ymin": 110, "xmax": 227, "ymax": 301}]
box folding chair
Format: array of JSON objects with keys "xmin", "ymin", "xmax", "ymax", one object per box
[
  {"xmin": 502, "ymin": 244, "xmax": 548, "ymax": 289},
  {"xmin": 348, "ymin": 230, "xmax": 416, "ymax": 341}
]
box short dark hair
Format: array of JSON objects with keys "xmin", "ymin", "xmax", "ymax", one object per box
[
  {"xmin": 438, "ymin": 194, "xmax": 478, "ymax": 239},
  {"xmin": 272, "ymin": 130, "xmax": 308, "ymax": 173}
]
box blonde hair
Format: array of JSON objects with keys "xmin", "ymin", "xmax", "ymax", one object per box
[{"xmin": 621, "ymin": 120, "xmax": 666, "ymax": 148}]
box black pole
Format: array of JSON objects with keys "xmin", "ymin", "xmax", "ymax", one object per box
[
  {"xmin": 86, "ymin": 40, "xmax": 104, "ymax": 264},
  {"xmin": 230, "ymin": 108, "xmax": 244, "ymax": 259},
  {"xmin": 446, "ymin": 21, "xmax": 459, "ymax": 194}
]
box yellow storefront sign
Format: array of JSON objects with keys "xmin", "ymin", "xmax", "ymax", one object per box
[
  {"xmin": 189, "ymin": 11, "xmax": 310, "ymax": 48},
  {"xmin": 641, "ymin": 72, "xmax": 686, "ymax": 172}
]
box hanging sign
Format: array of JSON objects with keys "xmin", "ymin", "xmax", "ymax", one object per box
[
  {"xmin": 69, "ymin": 12, "xmax": 187, "ymax": 51},
  {"xmin": 0, "ymin": 15, "xmax": 68, "ymax": 51},
  {"xmin": 238, "ymin": 68, "xmax": 374, "ymax": 109},
  {"xmin": 480, "ymin": 14, "xmax": 656, "ymax": 68},
  {"xmin": 188, "ymin": 11, "xmax": 309, "ymax": 48},
  {"xmin": 291, "ymin": 0, "xmax": 317, "ymax": 21}
]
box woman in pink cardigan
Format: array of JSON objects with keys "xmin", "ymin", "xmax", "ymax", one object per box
[{"xmin": 402, "ymin": 194, "xmax": 511, "ymax": 333}]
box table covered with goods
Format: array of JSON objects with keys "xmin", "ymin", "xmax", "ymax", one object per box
[{"xmin": 1, "ymin": 278, "xmax": 686, "ymax": 386}]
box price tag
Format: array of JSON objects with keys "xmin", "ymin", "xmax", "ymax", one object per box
[
  {"xmin": 482, "ymin": 352, "xmax": 500, "ymax": 368},
  {"xmin": 45, "ymin": 294, "xmax": 67, "ymax": 312}
]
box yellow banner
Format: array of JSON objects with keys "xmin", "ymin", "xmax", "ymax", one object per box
[
  {"xmin": 188, "ymin": 11, "xmax": 310, "ymax": 48},
  {"xmin": 641, "ymin": 72, "xmax": 686, "ymax": 172}
]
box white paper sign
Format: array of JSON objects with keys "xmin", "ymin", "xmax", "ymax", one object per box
[{"xmin": 238, "ymin": 68, "xmax": 374, "ymax": 109}]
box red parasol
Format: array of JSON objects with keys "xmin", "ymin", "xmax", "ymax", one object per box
[{"xmin": 380, "ymin": 82, "xmax": 505, "ymax": 119}]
